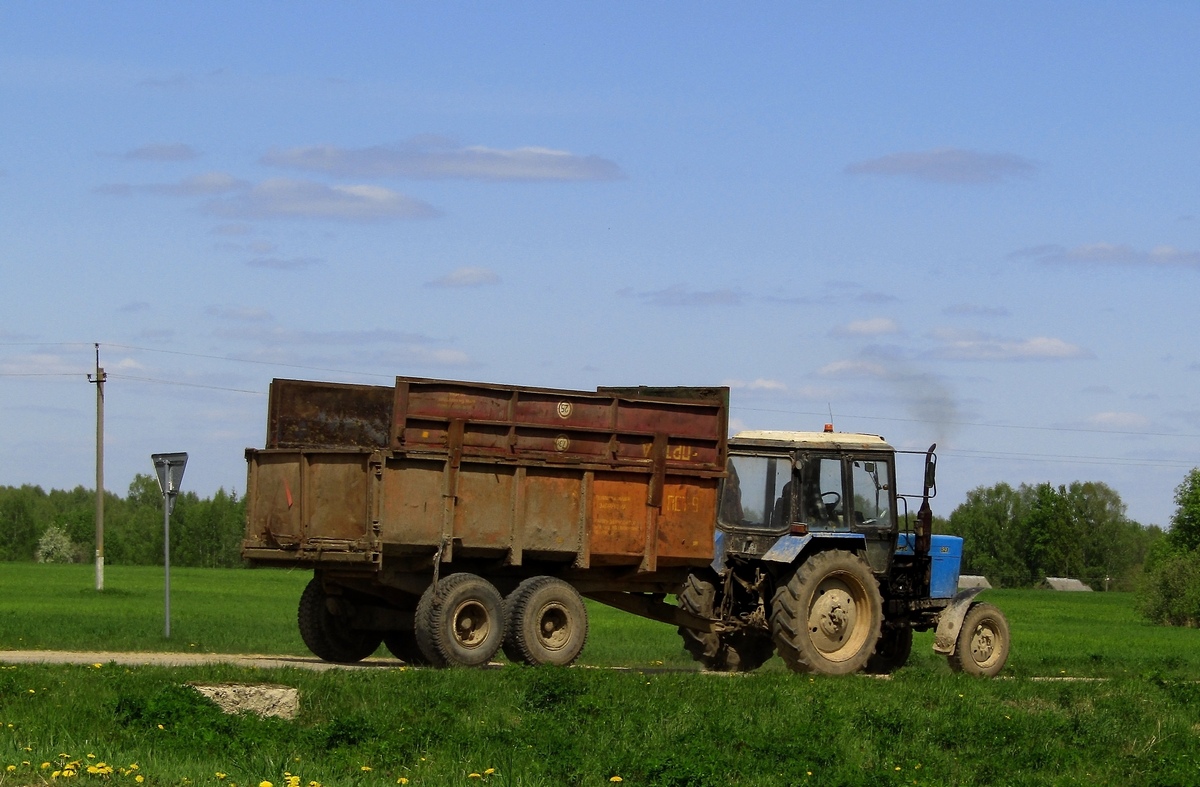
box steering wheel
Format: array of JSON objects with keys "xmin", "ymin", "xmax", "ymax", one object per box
[{"xmin": 820, "ymin": 491, "xmax": 841, "ymax": 509}]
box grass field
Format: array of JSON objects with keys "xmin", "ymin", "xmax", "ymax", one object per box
[{"xmin": 1, "ymin": 563, "xmax": 1199, "ymax": 786}]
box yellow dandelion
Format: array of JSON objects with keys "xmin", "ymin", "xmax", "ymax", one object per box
[
  {"xmin": 361, "ymin": 766, "xmax": 373, "ymax": 772},
  {"xmin": 485, "ymin": 768, "xmax": 495, "ymax": 775},
  {"xmin": 397, "ymin": 779, "xmax": 409, "ymax": 785},
  {"xmin": 308, "ymin": 782, "xmax": 322, "ymax": 787},
  {"xmin": 157, "ymin": 724, "xmax": 165, "ymax": 730},
  {"xmin": 92, "ymin": 663, "xmax": 103, "ymax": 669},
  {"xmin": 27, "ymin": 689, "xmax": 34, "ymax": 694},
  {"xmin": 895, "ymin": 766, "xmax": 902, "ymax": 771},
  {"xmin": 469, "ymin": 774, "xmax": 482, "ymax": 779},
  {"xmin": 259, "ymin": 782, "xmax": 273, "ymax": 787},
  {"xmin": 52, "ymin": 770, "xmax": 62, "ymax": 779},
  {"xmin": 6, "ymin": 765, "xmax": 15, "ymax": 772},
  {"xmin": 87, "ymin": 754, "xmax": 96, "ymax": 760},
  {"xmin": 42, "ymin": 762, "xmax": 51, "ymax": 769},
  {"xmin": 610, "ymin": 778, "xmax": 624, "ymax": 784},
  {"xmin": 129, "ymin": 763, "xmax": 140, "ymax": 770},
  {"xmin": 136, "ymin": 777, "xmax": 145, "ymax": 784},
  {"xmin": 216, "ymin": 773, "xmax": 227, "ymax": 780}
]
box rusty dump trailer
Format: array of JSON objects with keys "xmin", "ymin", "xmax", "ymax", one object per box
[
  {"xmin": 243, "ymin": 376, "xmax": 728, "ymax": 667},
  {"xmin": 245, "ymin": 375, "xmax": 1011, "ymax": 676}
]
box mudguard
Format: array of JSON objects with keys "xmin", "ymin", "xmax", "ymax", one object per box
[{"xmin": 932, "ymin": 587, "xmax": 985, "ymax": 655}]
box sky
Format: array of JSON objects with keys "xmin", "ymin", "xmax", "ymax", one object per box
[{"xmin": 2, "ymin": 2, "xmax": 1198, "ymax": 529}]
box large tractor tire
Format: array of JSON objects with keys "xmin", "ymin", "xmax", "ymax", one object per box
[
  {"xmin": 415, "ymin": 573, "xmax": 505, "ymax": 668},
  {"xmin": 298, "ymin": 578, "xmax": 383, "ymax": 663},
  {"xmin": 947, "ymin": 602, "xmax": 1010, "ymax": 677},
  {"xmin": 502, "ymin": 576, "xmax": 589, "ymax": 666},
  {"xmin": 677, "ymin": 571, "xmax": 774, "ymax": 673},
  {"xmin": 770, "ymin": 550, "xmax": 883, "ymax": 675},
  {"xmin": 865, "ymin": 625, "xmax": 913, "ymax": 674}
]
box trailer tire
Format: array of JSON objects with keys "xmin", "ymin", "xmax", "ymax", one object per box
[
  {"xmin": 947, "ymin": 602, "xmax": 1009, "ymax": 677},
  {"xmin": 677, "ymin": 571, "xmax": 774, "ymax": 672},
  {"xmin": 865, "ymin": 625, "xmax": 913, "ymax": 674},
  {"xmin": 297, "ymin": 578, "xmax": 382, "ymax": 663},
  {"xmin": 771, "ymin": 550, "xmax": 883, "ymax": 675},
  {"xmin": 502, "ymin": 577, "xmax": 588, "ymax": 666},
  {"xmin": 383, "ymin": 632, "xmax": 428, "ymax": 665},
  {"xmin": 415, "ymin": 573, "xmax": 505, "ymax": 668}
]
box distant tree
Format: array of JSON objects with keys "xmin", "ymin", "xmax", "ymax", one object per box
[{"xmin": 1167, "ymin": 468, "xmax": 1200, "ymax": 551}]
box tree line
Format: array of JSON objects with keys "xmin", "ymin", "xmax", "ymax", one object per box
[
  {"xmin": 0, "ymin": 475, "xmax": 246, "ymax": 568},
  {"xmin": 935, "ymin": 480, "xmax": 1163, "ymax": 591}
]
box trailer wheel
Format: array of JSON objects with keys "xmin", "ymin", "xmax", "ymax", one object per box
[
  {"xmin": 502, "ymin": 577, "xmax": 589, "ymax": 666},
  {"xmin": 865, "ymin": 625, "xmax": 913, "ymax": 674},
  {"xmin": 947, "ymin": 602, "xmax": 1010, "ymax": 677},
  {"xmin": 383, "ymin": 632, "xmax": 428, "ymax": 665},
  {"xmin": 415, "ymin": 573, "xmax": 505, "ymax": 668},
  {"xmin": 771, "ymin": 550, "xmax": 883, "ymax": 675},
  {"xmin": 677, "ymin": 571, "xmax": 774, "ymax": 672},
  {"xmin": 297, "ymin": 578, "xmax": 382, "ymax": 663}
]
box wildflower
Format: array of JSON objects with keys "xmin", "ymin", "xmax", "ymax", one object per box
[
  {"xmin": 42, "ymin": 763, "xmax": 51, "ymax": 769},
  {"xmin": 27, "ymin": 689, "xmax": 35, "ymax": 694},
  {"xmin": 129, "ymin": 763, "xmax": 140, "ymax": 770},
  {"xmin": 92, "ymin": 663, "xmax": 103, "ymax": 669},
  {"xmin": 398, "ymin": 779, "xmax": 409, "ymax": 785},
  {"xmin": 469, "ymin": 774, "xmax": 481, "ymax": 779},
  {"xmin": 87, "ymin": 754, "xmax": 96, "ymax": 759},
  {"xmin": 484, "ymin": 769, "xmax": 495, "ymax": 775},
  {"xmin": 157, "ymin": 724, "xmax": 165, "ymax": 730},
  {"xmin": 895, "ymin": 766, "xmax": 902, "ymax": 771},
  {"xmin": 259, "ymin": 782, "xmax": 273, "ymax": 787},
  {"xmin": 216, "ymin": 773, "xmax": 227, "ymax": 780},
  {"xmin": 136, "ymin": 777, "xmax": 144, "ymax": 784},
  {"xmin": 361, "ymin": 766, "xmax": 373, "ymax": 772},
  {"xmin": 52, "ymin": 770, "xmax": 62, "ymax": 779},
  {"xmin": 308, "ymin": 782, "xmax": 322, "ymax": 787},
  {"xmin": 6, "ymin": 765, "xmax": 15, "ymax": 772},
  {"xmin": 610, "ymin": 778, "xmax": 624, "ymax": 783}
]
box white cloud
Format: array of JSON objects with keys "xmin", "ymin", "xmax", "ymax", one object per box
[
  {"xmin": 206, "ymin": 306, "xmax": 272, "ymax": 322},
  {"xmin": 1013, "ymin": 242, "xmax": 1200, "ymax": 270},
  {"xmin": 262, "ymin": 137, "xmax": 626, "ymax": 182},
  {"xmin": 0, "ymin": 353, "xmax": 84, "ymax": 376},
  {"xmin": 724, "ymin": 378, "xmax": 787, "ymax": 391},
  {"xmin": 846, "ymin": 147, "xmax": 1036, "ymax": 184},
  {"xmin": 97, "ymin": 172, "xmax": 245, "ymax": 197},
  {"xmin": 204, "ymin": 178, "xmax": 438, "ymax": 221},
  {"xmin": 425, "ymin": 267, "xmax": 501, "ymax": 288},
  {"xmin": 818, "ymin": 360, "xmax": 890, "ymax": 379},
  {"xmin": 932, "ymin": 329, "xmax": 1091, "ymax": 361},
  {"xmin": 831, "ymin": 317, "xmax": 901, "ymax": 338},
  {"xmin": 624, "ymin": 285, "xmax": 745, "ymax": 307},
  {"xmin": 1087, "ymin": 412, "xmax": 1150, "ymax": 429},
  {"xmin": 123, "ymin": 143, "xmax": 200, "ymax": 162},
  {"xmin": 246, "ymin": 256, "xmax": 321, "ymax": 270}
]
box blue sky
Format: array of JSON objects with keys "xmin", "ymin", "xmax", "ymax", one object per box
[{"xmin": 2, "ymin": 2, "xmax": 1198, "ymax": 528}]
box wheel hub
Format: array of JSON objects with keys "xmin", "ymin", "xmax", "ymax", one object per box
[{"xmin": 452, "ymin": 600, "xmax": 491, "ymax": 648}]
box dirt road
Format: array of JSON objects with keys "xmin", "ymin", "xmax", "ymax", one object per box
[{"xmin": 0, "ymin": 650, "xmax": 405, "ymax": 671}]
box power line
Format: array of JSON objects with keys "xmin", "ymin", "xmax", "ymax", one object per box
[{"xmin": 107, "ymin": 373, "xmax": 265, "ymax": 396}]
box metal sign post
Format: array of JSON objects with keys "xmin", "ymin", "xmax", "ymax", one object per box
[{"xmin": 151, "ymin": 452, "xmax": 188, "ymax": 639}]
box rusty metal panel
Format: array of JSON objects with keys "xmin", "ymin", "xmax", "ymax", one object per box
[
  {"xmin": 244, "ymin": 450, "xmax": 303, "ymax": 548},
  {"xmin": 589, "ymin": 473, "xmax": 650, "ymax": 561},
  {"xmin": 303, "ymin": 453, "xmax": 372, "ymax": 541},
  {"xmin": 657, "ymin": 477, "xmax": 719, "ymax": 564},
  {"xmin": 453, "ymin": 463, "xmax": 516, "ymax": 549},
  {"xmin": 521, "ymin": 468, "xmax": 583, "ymax": 555},
  {"xmin": 377, "ymin": 457, "xmax": 443, "ymax": 547},
  {"xmin": 268, "ymin": 379, "xmax": 392, "ymax": 449}
]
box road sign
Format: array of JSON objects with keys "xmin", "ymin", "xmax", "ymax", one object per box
[{"xmin": 151, "ymin": 452, "xmax": 188, "ymax": 639}]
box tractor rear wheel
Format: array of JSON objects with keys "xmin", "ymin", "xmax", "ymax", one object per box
[
  {"xmin": 771, "ymin": 550, "xmax": 883, "ymax": 675},
  {"xmin": 677, "ymin": 571, "xmax": 774, "ymax": 672}
]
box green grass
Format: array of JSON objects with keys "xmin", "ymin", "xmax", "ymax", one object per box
[{"xmin": 2, "ymin": 564, "xmax": 1200, "ymax": 785}]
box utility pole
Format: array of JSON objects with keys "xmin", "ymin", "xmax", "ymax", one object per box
[{"xmin": 87, "ymin": 343, "xmax": 106, "ymax": 591}]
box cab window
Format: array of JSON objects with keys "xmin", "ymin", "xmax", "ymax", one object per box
[
  {"xmin": 719, "ymin": 454, "xmax": 792, "ymax": 529},
  {"xmin": 797, "ymin": 455, "xmax": 846, "ymax": 529},
  {"xmin": 851, "ymin": 458, "xmax": 893, "ymax": 527}
]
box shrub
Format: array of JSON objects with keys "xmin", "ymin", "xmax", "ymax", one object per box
[
  {"xmin": 35, "ymin": 524, "xmax": 83, "ymax": 564},
  {"xmin": 1137, "ymin": 548, "xmax": 1200, "ymax": 627}
]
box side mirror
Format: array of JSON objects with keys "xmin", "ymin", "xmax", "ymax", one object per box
[{"xmin": 923, "ymin": 446, "xmax": 937, "ymax": 492}]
